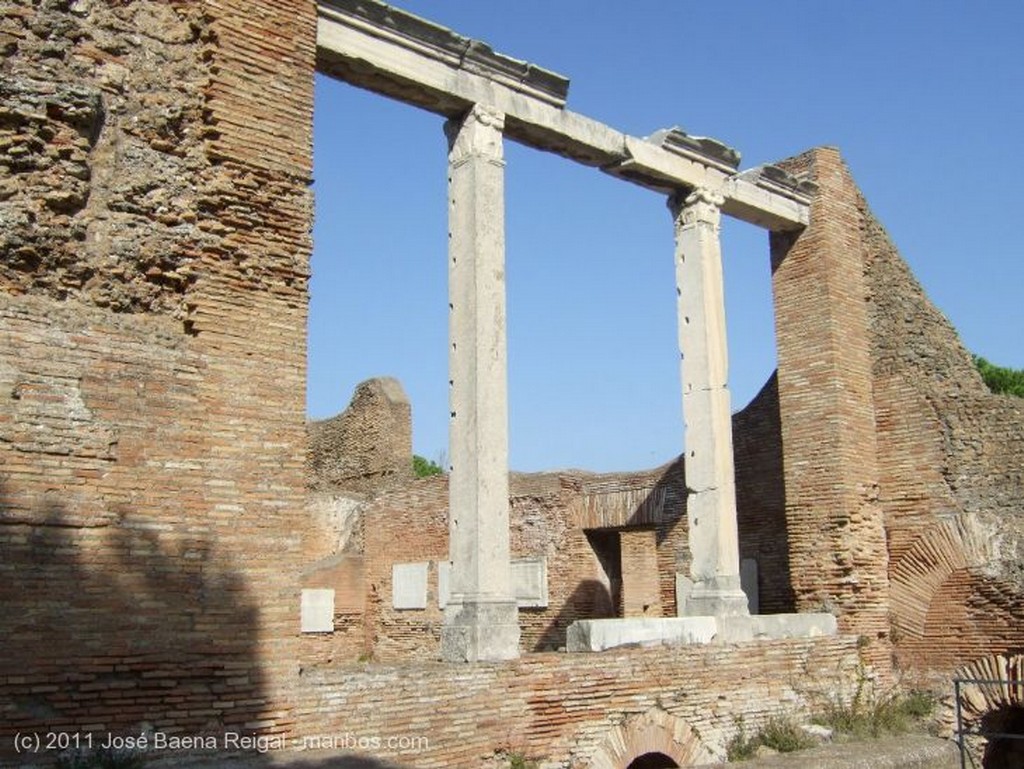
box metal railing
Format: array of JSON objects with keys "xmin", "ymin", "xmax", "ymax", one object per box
[{"xmin": 953, "ymin": 676, "xmax": 1024, "ymax": 769}]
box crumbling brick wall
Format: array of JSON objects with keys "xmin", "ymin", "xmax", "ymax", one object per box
[
  {"xmin": 858, "ymin": 160, "xmax": 1024, "ymax": 675},
  {"xmin": 306, "ymin": 376, "xmax": 413, "ymax": 494},
  {"xmin": 334, "ymin": 466, "xmax": 686, "ymax": 663},
  {"xmin": 1, "ymin": 0, "xmax": 316, "ymax": 748},
  {"xmin": 754, "ymin": 147, "xmax": 1024, "ymax": 678}
]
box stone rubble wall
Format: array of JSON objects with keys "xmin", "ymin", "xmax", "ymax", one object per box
[{"xmin": 855, "ymin": 157, "xmax": 1024, "ymax": 676}]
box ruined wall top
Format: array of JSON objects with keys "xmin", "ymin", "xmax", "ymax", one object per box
[{"xmin": 307, "ymin": 377, "xmax": 413, "ymax": 495}]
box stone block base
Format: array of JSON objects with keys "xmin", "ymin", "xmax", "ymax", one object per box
[
  {"xmin": 567, "ymin": 617, "xmax": 718, "ymax": 652},
  {"xmin": 566, "ymin": 613, "xmax": 837, "ymax": 653},
  {"xmin": 676, "ymin": 573, "xmax": 751, "ymax": 617},
  {"xmin": 441, "ymin": 600, "xmax": 520, "ymax": 662}
]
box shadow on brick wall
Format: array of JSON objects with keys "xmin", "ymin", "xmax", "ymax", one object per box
[
  {"xmin": 532, "ymin": 578, "xmax": 614, "ymax": 652},
  {"xmin": 0, "ymin": 475, "xmax": 270, "ymax": 761}
]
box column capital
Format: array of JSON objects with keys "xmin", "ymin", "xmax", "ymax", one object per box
[
  {"xmin": 669, "ymin": 186, "xmax": 725, "ymax": 229},
  {"xmin": 445, "ymin": 104, "xmax": 505, "ymax": 166}
]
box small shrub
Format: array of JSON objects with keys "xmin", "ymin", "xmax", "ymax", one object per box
[
  {"xmin": 413, "ymin": 454, "xmax": 445, "ymax": 478},
  {"xmin": 726, "ymin": 714, "xmax": 818, "ymax": 761},
  {"xmin": 815, "ymin": 682, "xmax": 935, "ymax": 738},
  {"xmin": 974, "ymin": 355, "xmax": 1024, "ymax": 398},
  {"xmin": 902, "ymin": 690, "xmax": 937, "ymax": 719},
  {"xmin": 759, "ymin": 715, "xmax": 818, "ymax": 753},
  {"xmin": 725, "ymin": 717, "xmax": 759, "ymax": 761},
  {"xmin": 507, "ymin": 752, "xmax": 538, "ymax": 769}
]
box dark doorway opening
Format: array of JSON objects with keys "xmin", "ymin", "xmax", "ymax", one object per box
[
  {"xmin": 625, "ymin": 752, "xmax": 680, "ymax": 769},
  {"xmin": 982, "ymin": 705, "xmax": 1024, "ymax": 768}
]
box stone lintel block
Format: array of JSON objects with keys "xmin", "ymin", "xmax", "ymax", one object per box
[
  {"xmin": 441, "ymin": 600, "xmax": 520, "ymax": 662},
  {"xmin": 319, "ymin": 0, "xmax": 569, "ymax": 107}
]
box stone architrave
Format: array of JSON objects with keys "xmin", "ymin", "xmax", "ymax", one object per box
[
  {"xmin": 670, "ymin": 187, "xmax": 749, "ymax": 617},
  {"xmin": 440, "ymin": 104, "xmax": 520, "ymax": 662}
]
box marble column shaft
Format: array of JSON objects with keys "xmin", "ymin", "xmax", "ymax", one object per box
[
  {"xmin": 441, "ymin": 104, "xmax": 520, "ymax": 661},
  {"xmin": 671, "ymin": 187, "xmax": 749, "ymax": 617}
]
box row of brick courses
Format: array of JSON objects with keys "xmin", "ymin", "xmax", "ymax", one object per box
[
  {"xmin": 348, "ymin": 468, "xmax": 690, "ymax": 662},
  {"xmin": 1, "ymin": 0, "xmax": 317, "ymax": 754},
  {"xmin": 769, "ymin": 148, "xmax": 893, "ymax": 677},
  {"xmin": 294, "ymin": 637, "xmax": 863, "ymax": 767},
  {"xmin": 733, "ymin": 373, "xmax": 795, "ymax": 614},
  {"xmin": 855, "ymin": 147, "xmax": 1024, "ymax": 674}
]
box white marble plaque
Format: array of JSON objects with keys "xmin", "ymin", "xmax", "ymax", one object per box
[
  {"xmin": 301, "ymin": 588, "xmax": 335, "ymax": 633},
  {"xmin": 392, "ymin": 562, "xmax": 429, "ymax": 610}
]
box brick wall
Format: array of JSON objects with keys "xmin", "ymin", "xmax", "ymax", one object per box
[
  {"xmin": 294, "ymin": 637, "xmax": 863, "ymax": 768},
  {"xmin": 768, "ymin": 148, "xmax": 893, "ymax": 676},
  {"xmin": 733, "ymin": 373, "xmax": 794, "ymax": 614},
  {"xmin": 307, "ymin": 377, "xmax": 413, "ymax": 495},
  {"xmin": 1, "ymin": 0, "xmax": 316, "ymax": 752},
  {"xmin": 763, "ymin": 147, "xmax": 1024, "ymax": 678},
  {"xmin": 332, "ymin": 468, "xmax": 688, "ymax": 662},
  {"xmin": 855, "ymin": 155, "xmax": 1024, "ymax": 675}
]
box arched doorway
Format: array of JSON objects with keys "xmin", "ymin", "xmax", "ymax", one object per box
[
  {"xmin": 625, "ymin": 752, "xmax": 680, "ymax": 769},
  {"xmin": 982, "ymin": 705, "xmax": 1024, "ymax": 768},
  {"xmin": 587, "ymin": 707, "xmax": 713, "ymax": 769}
]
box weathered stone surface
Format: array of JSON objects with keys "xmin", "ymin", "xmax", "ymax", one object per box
[
  {"xmin": 443, "ymin": 104, "xmax": 518, "ymax": 662},
  {"xmin": 567, "ymin": 613, "xmax": 836, "ymax": 652}
]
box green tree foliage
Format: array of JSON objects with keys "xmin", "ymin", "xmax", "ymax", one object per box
[
  {"xmin": 974, "ymin": 356, "xmax": 1024, "ymax": 398},
  {"xmin": 413, "ymin": 454, "xmax": 445, "ymax": 478}
]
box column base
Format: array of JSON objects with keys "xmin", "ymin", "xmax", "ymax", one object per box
[
  {"xmin": 441, "ymin": 599, "xmax": 520, "ymax": 662},
  {"xmin": 676, "ymin": 574, "xmax": 750, "ymax": 618}
]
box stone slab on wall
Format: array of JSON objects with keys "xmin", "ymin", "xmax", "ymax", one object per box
[
  {"xmin": 301, "ymin": 588, "xmax": 336, "ymax": 633},
  {"xmin": 392, "ymin": 562, "xmax": 429, "ymax": 610}
]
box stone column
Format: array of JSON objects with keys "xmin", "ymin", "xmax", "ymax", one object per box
[
  {"xmin": 670, "ymin": 187, "xmax": 749, "ymax": 617},
  {"xmin": 440, "ymin": 104, "xmax": 520, "ymax": 662}
]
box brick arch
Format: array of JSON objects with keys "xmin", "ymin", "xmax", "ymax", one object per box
[
  {"xmin": 956, "ymin": 654, "xmax": 1024, "ymax": 719},
  {"xmin": 587, "ymin": 708, "xmax": 713, "ymax": 769},
  {"xmin": 889, "ymin": 514, "xmax": 997, "ymax": 641},
  {"xmin": 950, "ymin": 653, "xmax": 1024, "ymax": 762}
]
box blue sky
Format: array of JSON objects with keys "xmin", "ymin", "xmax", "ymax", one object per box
[{"xmin": 308, "ymin": 1, "xmax": 1023, "ymax": 473}]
